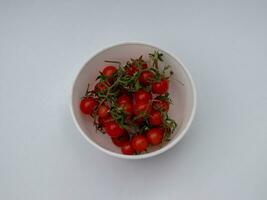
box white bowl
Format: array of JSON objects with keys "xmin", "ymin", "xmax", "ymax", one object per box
[{"xmin": 70, "ymin": 42, "xmax": 197, "ymax": 159}]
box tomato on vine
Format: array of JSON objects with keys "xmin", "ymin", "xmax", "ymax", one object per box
[
  {"xmin": 131, "ymin": 135, "xmax": 148, "ymax": 152},
  {"xmin": 152, "ymin": 79, "xmax": 169, "ymax": 94},
  {"xmin": 125, "ymin": 64, "xmax": 138, "ymax": 76},
  {"xmin": 141, "ymin": 62, "xmax": 148, "ymax": 68},
  {"xmin": 95, "ymin": 81, "xmax": 110, "ymax": 93},
  {"xmin": 104, "ymin": 122, "xmax": 125, "ymax": 138},
  {"xmin": 97, "ymin": 104, "xmax": 109, "ymax": 118},
  {"xmin": 117, "ymin": 95, "xmax": 132, "ymax": 104},
  {"xmin": 146, "ymin": 128, "xmax": 164, "ymax": 145},
  {"xmin": 112, "ymin": 133, "xmax": 130, "ymax": 147},
  {"xmin": 133, "ymin": 101, "xmax": 152, "ymax": 116},
  {"xmin": 134, "ymin": 89, "xmax": 152, "ymax": 103},
  {"xmin": 149, "ymin": 110, "xmax": 162, "ymax": 126},
  {"xmin": 153, "ymin": 98, "xmax": 169, "ymax": 112},
  {"xmin": 102, "ymin": 66, "xmax": 117, "ymax": 77},
  {"xmin": 80, "ymin": 51, "xmax": 178, "ymax": 155},
  {"xmin": 118, "ymin": 101, "xmax": 133, "ymax": 116},
  {"xmin": 80, "ymin": 97, "xmax": 97, "ymax": 115},
  {"xmin": 121, "ymin": 142, "xmax": 135, "ymax": 155},
  {"xmin": 98, "ymin": 114, "xmax": 114, "ymax": 125},
  {"xmin": 139, "ymin": 71, "xmax": 154, "ymax": 85}
]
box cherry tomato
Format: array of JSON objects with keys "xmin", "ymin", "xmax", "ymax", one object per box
[
  {"xmin": 117, "ymin": 95, "xmax": 133, "ymax": 116},
  {"xmin": 94, "ymin": 81, "xmax": 110, "ymax": 93},
  {"xmin": 139, "ymin": 71, "xmax": 154, "ymax": 85},
  {"xmin": 98, "ymin": 114, "xmax": 114, "ymax": 125},
  {"xmin": 104, "ymin": 122, "xmax": 125, "ymax": 138},
  {"xmin": 120, "ymin": 102, "xmax": 133, "ymax": 116},
  {"xmin": 152, "ymin": 98, "xmax": 169, "ymax": 112},
  {"xmin": 134, "ymin": 89, "xmax": 152, "ymax": 103},
  {"xmin": 146, "ymin": 128, "xmax": 164, "ymax": 145},
  {"xmin": 141, "ymin": 62, "xmax": 148, "ymax": 68},
  {"xmin": 102, "ymin": 66, "xmax": 117, "ymax": 77},
  {"xmin": 125, "ymin": 64, "xmax": 138, "ymax": 76},
  {"xmin": 149, "ymin": 110, "xmax": 162, "ymax": 126},
  {"xmin": 131, "ymin": 135, "xmax": 148, "ymax": 152},
  {"xmin": 121, "ymin": 142, "xmax": 135, "ymax": 155},
  {"xmin": 112, "ymin": 133, "xmax": 130, "ymax": 147},
  {"xmin": 133, "ymin": 101, "xmax": 152, "ymax": 116},
  {"xmin": 80, "ymin": 97, "xmax": 97, "ymax": 115},
  {"xmin": 152, "ymin": 79, "xmax": 169, "ymax": 94},
  {"xmin": 97, "ymin": 104, "xmax": 109, "ymax": 118},
  {"xmin": 117, "ymin": 95, "xmax": 132, "ymax": 105}
]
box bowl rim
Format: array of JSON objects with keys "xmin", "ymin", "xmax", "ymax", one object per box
[{"xmin": 69, "ymin": 41, "xmax": 197, "ymax": 159}]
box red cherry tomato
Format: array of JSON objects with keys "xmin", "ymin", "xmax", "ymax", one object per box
[
  {"xmin": 102, "ymin": 66, "xmax": 117, "ymax": 77},
  {"xmin": 121, "ymin": 142, "xmax": 135, "ymax": 155},
  {"xmin": 97, "ymin": 104, "xmax": 109, "ymax": 118},
  {"xmin": 146, "ymin": 128, "xmax": 164, "ymax": 145},
  {"xmin": 141, "ymin": 62, "xmax": 148, "ymax": 68},
  {"xmin": 125, "ymin": 64, "xmax": 139, "ymax": 76},
  {"xmin": 133, "ymin": 101, "xmax": 152, "ymax": 116},
  {"xmin": 80, "ymin": 97, "xmax": 97, "ymax": 115},
  {"xmin": 139, "ymin": 71, "xmax": 154, "ymax": 85},
  {"xmin": 98, "ymin": 114, "xmax": 114, "ymax": 125},
  {"xmin": 112, "ymin": 133, "xmax": 130, "ymax": 147},
  {"xmin": 152, "ymin": 79, "xmax": 169, "ymax": 94},
  {"xmin": 117, "ymin": 95, "xmax": 132, "ymax": 105},
  {"xmin": 152, "ymin": 98, "xmax": 169, "ymax": 112},
  {"xmin": 117, "ymin": 95, "xmax": 133, "ymax": 116},
  {"xmin": 104, "ymin": 122, "xmax": 124, "ymax": 138},
  {"xmin": 94, "ymin": 81, "xmax": 110, "ymax": 93},
  {"xmin": 149, "ymin": 110, "xmax": 162, "ymax": 126},
  {"xmin": 131, "ymin": 135, "xmax": 148, "ymax": 152},
  {"xmin": 134, "ymin": 89, "xmax": 152, "ymax": 103},
  {"xmin": 120, "ymin": 102, "xmax": 133, "ymax": 116}
]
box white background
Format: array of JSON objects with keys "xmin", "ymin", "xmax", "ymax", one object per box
[{"xmin": 1, "ymin": 0, "xmax": 267, "ymax": 199}]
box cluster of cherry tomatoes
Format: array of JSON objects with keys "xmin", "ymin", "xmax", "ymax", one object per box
[{"xmin": 80, "ymin": 53, "xmax": 175, "ymax": 155}]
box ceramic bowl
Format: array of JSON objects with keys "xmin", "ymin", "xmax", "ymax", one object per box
[{"xmin": 70, "ymin": 42, "xmax": 197, "ymax": 159}]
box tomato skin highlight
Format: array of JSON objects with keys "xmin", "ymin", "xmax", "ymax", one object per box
[
  {"xmin": 149, "ymin": 110, "xmax": 162, "ymax": 126},
  {"xmin": 117, "ymin": 95, "xmax": 132, "ymax": 104},
  {"xmin": 104, "ymin": 122, "xmax": 125, "ymax": 138},
  {"xmin": 134, "ymin": 89, "xmax": 152, "ymax": 103},
  {"xmin": 152, "ymin": 79, "xmax": 169, "ymax": 94},
  {"xmin": 102, "ymin": 66, "xmax": 117, "ymax": 77},
  {"xmin": 146, "ymin": 128, "xmax": 164, "ymax": 145},
  {"xmin": 131, "ymin": 135, "xmax": 148, "ymax": 152},
  {"xmin": 133, "ymin": 101, "xmax": 152, "ymax": 116},
  {"xmin": 80, "ymin": 97, "xmax": 97, "ymax": 115},
  {"xmin": 121, "ymin": 142, "xmax": 135, "ymax": 155}
]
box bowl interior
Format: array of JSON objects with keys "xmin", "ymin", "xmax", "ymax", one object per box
[{"xmin": 71, "ymin": 43, "xmax": 195, "ymax": 156}]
